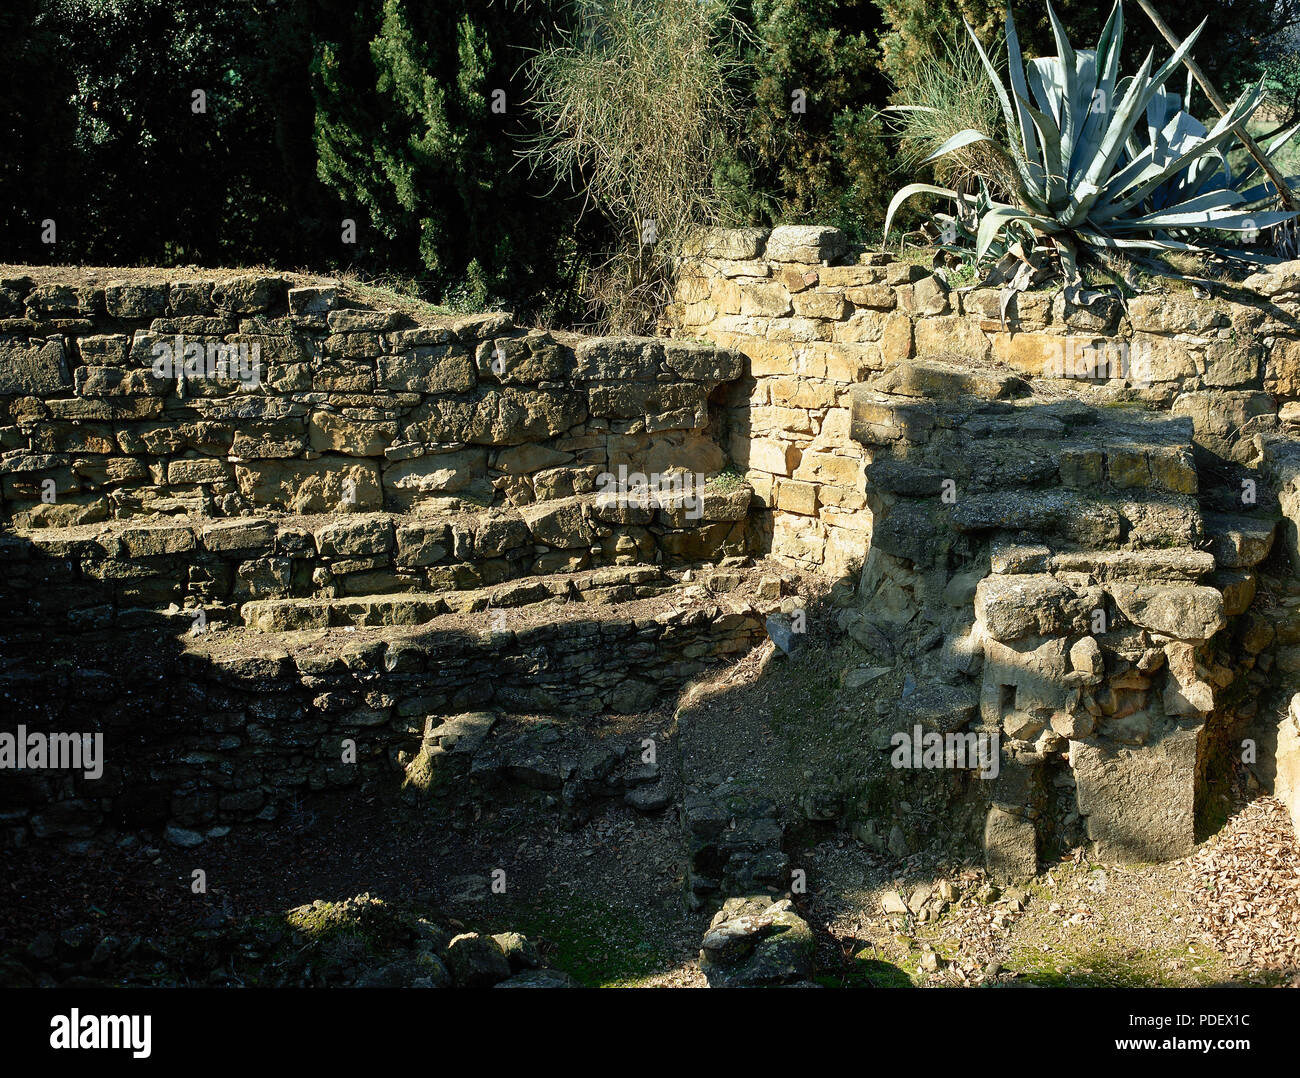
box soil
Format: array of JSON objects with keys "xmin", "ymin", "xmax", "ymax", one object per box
[{"xmin": 4, "ymin": 580, "xmax": 1299, "ymax": 987}]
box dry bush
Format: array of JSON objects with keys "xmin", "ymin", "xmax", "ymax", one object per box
[
  {"xmin": 889, "ymin": 34, "xmax": 1014, "ymax": 198},
  {"xmin": 521, "ymin": 0, "xmax": 750, "ymax": 333}
]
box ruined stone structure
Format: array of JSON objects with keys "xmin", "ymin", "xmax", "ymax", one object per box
[
  {"xmin": 5, "ymin": 237, "xmax": 1300, "ymax": 886},
  {"xmin": 0, "ymin": 271, "xmax": 766, "ymax": 845},
  {"xmin": 671, "ymin": 226, "xmax": 1300, "ymax": 875}
]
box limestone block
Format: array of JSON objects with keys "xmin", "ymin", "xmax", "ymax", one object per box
[
  {"xmin": 914, "ymin": 316, "xmax": 991, "ymax": 361},
  {"xmin": 764, "ymin": 225, "xmax": 847, "ymax": 264},
  {"xmin": 1107, "ymin": 584, "xmax": 1225, "ymax": 642},
  {"xmin": 309, "ymin": 412, "xmax": 396, "ymax": 456},
  {"xmin": 984, "ymin": 806, "xmax": 1037, "ymax": 881},
  {"xmin": 378, "ymin": 347, "xmax": 476, "ymax": 393},
  {"xmin": 315, "ymin": 514, "xmax": 395, "ymax": 558},
  {"xmin": 1070, "ymin": 728, "xmax": 1199, "ymax": 861},
  {"xmin": 0, "ymin": 338, "xmax": 71, "ymax": 395},
  {"xmin": 235, "ymin": 457, "xmax": 382, "ymax": 512}
]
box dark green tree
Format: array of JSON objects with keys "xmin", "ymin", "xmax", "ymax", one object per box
[
  {"xmin": 728, "ymin": 0, "xmax": 898, "ymax": 241},
  {"xmin": 311, "ymin": 0, "xmax": 583, "ymax": 315}
]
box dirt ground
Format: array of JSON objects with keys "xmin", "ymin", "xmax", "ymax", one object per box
[{"xmin": 5, "ymin": 618, "xmax": 1300, "ymax": 988}]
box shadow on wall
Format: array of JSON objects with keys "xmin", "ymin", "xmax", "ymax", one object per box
[
  {"xmin": 755, "ymin": 370, "xmax": 1280, "ymax": 876},
  {"xmin": 0, "ymin": 378, "xmax": 1282, "ymax": 884}
]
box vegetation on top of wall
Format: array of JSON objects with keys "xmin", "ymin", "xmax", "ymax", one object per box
[
  {"xmin": 1, "ymin": 0, "xmax": 1296, "ymax": 327},
  {"xmin": 882, "ymin": 0, "xmax": 1300, "ymax": 304}
]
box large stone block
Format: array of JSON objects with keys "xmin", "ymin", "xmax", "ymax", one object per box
[
  {"xmin": 315, "ymin": 514, "xmax": 395, "ymax": 558},
  {"xmin": 683, "ymin": 227, "xmax": 769, "ymax": 260},
  {"xmin": 984, "ymin": 806, "xmax": 1037, "ymax": 881},
  {"xmin": 1070, "ymin": 728, "xmax": 1199, "ymax": 861},
  {"xmin": 519, "ymin": 498, "xmax": 593, "ymax": 549},
  {"xmin": 308, "ymin": 412, "xmax": 395, "ymax": 456},
  {"xmin": 764, "ymin": 225, "xmax": 847, "ymax": 264},
  {"xmin": 0, "ymin": 338, "xmax": 71, "ymax": 395},
  {"xmin": 235, "ymin": 457, "xmax": 382, "ymax": 512},
  {"xmin": 383, "ymin": 448, "xmax": 487, "ymax": 498},
  {"xmin": 474, "ymin": 334, "xmax": 570, "ymax": 383},
  {"xmin": 975, "ymin": 576, "xmax": 1101, "ymax": 641},
  {"xmin": 378, "ymin": 346, "xmax": 476, "ymax": 393},
  {"xmin": 914, "ymin": 316, "xmax": 992, "ymax": 362},
  {"xmin": 211, "ymin": 275, "xmax": 285, "ymax": 313},
  {"xmin": 1107, "ymin": 584, "xmax": 1225, "ymax": 642},
  {"xmin": 572, "ymin": 338, "xmax": 661, "ymax": 381}
]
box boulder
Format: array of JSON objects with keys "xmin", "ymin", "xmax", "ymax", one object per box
[{"xmin": 698, "ymin": 896, "xmax": 814, "ymax": 987}]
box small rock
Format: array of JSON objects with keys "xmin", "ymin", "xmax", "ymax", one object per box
[
  {"xmin": 625, "ymin": 783, "xmax": 673, "ymax": 812},
  {"xmin": 844, "ymin": 665, "xmax": 891, "ymax": 690},
  {"xmin": 445, "ymin": 932, "xmax": 511, "ymax": 988},
  {"xmin": 164, "ymin": 825, "xmax": 204, "ymax": 849},
  {"xmin": 492, "ymin": 932, "xmax": 541, "ymax": 971}
]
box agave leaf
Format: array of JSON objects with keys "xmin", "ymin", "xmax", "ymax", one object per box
[
  {"xmin": 1094, "ymin": 81, "xmax": 1263, "ymax": 220},
  {"xmin": 1267, "ymin": 118, "xmax": 1300, "ymax": 156},
  {"xmin": 1145, "ymin": 88, "xmax": 1171, "ymax": 161},
  {"xmin": 883, "ymin": 182, "xmax": 959, "ymax": 245},
  {"xmin": 1061, "ymin": 49, "xmax": 1156, "ymax": 225},
  {"xmin": 1233, "ymin": 121, "xmax": 1300, "ymax": 190},
  {"xmin": 1134, "ymin": 186, "xmax": 1247, "ymax": 218},
  {"xmin": 1074, "ymin": 229, "xmax": 1204, "ymax": 252},
  {"xmin": 1056, "ymin": 235, "xmax": 1082, "ymax": 287},
  {"xmin": 1003, "ymin": 3, "xmax": 1045, "ymax": 198},
  {"xmin": 1104, "ymin": 142, "xmax": 1158, "ymax": 202},
  {"xmin": 977, "ymin": 205, "xmax": 1052, "ymax": 258},
  {"xmin": 1015, "ymin": 93, "xmax": 1067, "ymax": 207},
  {"xmin": 1237, "ymin": 175, "xmax": 1300, "ymax": 206},
  {"xmin": 1044, "ymin": 0, "xmax": 1080, "ymax": 166},
  {"xmin": 922, "ymin": 128, "xmax": 993, "ymax": 164},
  {"xmin": 1028, "ymin": 57, "xmax": 1066, "ymax": 130},
  {"xmin": 1076, "ymin": 1, "xmax": 1124, "ymax": 173},
  {"xmin": 1202, "ymin": 244, "xmax": 1294, "ymax": 265},
  {"xmin": 1080, "ymin": 19, "xmax": 1209, "ymax": 214},
  {"xmin": 1067, "ymin": 49, "xmax": 1099, "ymax": 182},
  {"xmin": 963, "ymin": 18, "xmax": 1042, "ymax": 209},
  {"xmin": 1123, "ymin": 208, "xmax": 1295, "ymax": 231}
]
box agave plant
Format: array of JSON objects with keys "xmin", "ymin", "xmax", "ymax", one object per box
[{"xmin": 884, "ymin": 0, "xmax": 1300, "ymax": 290}]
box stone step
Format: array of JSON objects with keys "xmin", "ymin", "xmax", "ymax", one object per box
[
  {"xmin": 0, "ymin": 490, "xmax": 754, "ymax": 628},
  {"xmin": 867, "ymin": 359, "xmax": 1027, "ymax": 402},
  {"xmin": 239, "ymin": 565, "xmax": 671, "ymax": 631}
]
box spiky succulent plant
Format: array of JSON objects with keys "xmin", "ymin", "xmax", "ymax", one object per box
[{"xmin": 884, "ymin": 0, "xmax": 1300, "ymax": 287}]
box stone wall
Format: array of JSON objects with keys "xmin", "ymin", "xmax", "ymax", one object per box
[
  {"xmin": 0, "ymin": 270, "xmax": 747, "ymax": 539},
  {"xmin": 671, "ymin": 226, "xmax": 1300, "ymax": 578},
  {"xmin": 0, "ymin": 267, "xmax": 768, "ymax": 848},
  {"xmin": 0, "ymin": 575, "xmax": 768, "ymax": 844}
]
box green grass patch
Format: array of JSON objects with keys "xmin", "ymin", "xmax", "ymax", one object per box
[{"xmin": 475, "ymin": 890, "xmax": 675, "ymax": 987}]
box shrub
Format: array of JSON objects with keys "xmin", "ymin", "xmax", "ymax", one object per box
[
  {"xmin": 520, "ymin": 0, "xmax": 751, "ymax": 333},
  {"xmin": 883, "ymin": 0, "xmax": 1298, "ymax": 293}
]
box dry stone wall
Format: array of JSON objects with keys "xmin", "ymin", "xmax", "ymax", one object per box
[
  {"xmin": 8, "ymin": 249, "xmax": 1300, "ymax": 877},
  {"xmin": 0, "ymin": 268, "xmax": 770, "ymax": 848},
  {"xmin": 671, "ymin": 226, "xmax": 1300, "ymax": 579}
]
